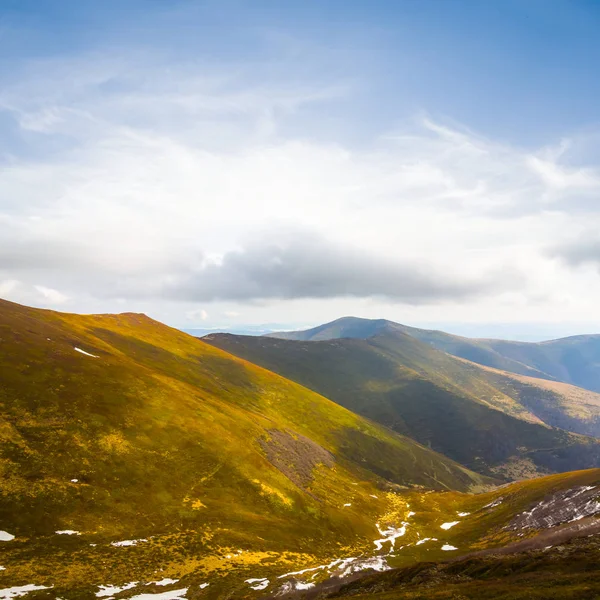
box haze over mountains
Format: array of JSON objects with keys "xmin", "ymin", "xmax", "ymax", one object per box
[{"xmin": 268, "ymin": 316, "xmax": 600, "ymax": 392}]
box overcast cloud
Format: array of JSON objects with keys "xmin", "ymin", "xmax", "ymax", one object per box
[{"xmin": 1, "ymin": 3, "xmax": 600, "ymax": 335}]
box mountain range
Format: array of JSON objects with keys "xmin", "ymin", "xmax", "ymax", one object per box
[
  {"xmin": 2, "ymin": 303, "xmax": 600, "ymax": 598},
  {"xmin": 206, "ymin": 317, "xmax": 600, "ymax": 480}
]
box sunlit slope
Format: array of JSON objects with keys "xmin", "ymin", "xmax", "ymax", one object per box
[
  {"xmin": 205, "ymin": 332, "xmax": 600, "ymax": 479},
  {"xmin": 320, "ymin": 468, "xmax": 600, "ymax": 600},
  {"xmin": 0, "ymin": 299, "xmax": 488, "ymax": 544}
]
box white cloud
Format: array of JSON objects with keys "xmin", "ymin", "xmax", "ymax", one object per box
[
  {"xmin": 0, "ymin": 279, "xmax": 20, "ymax": 296},
  {"xmin": 186, "ymin": 308, "xmax": 208, "ymax": 321},
  {"xmin": 33, "ymin": 285, "xmax": 69, "ymax": 304},
  {"xmin": 1, "ymin": 51, "xmax": 600, "ymax": 328}
]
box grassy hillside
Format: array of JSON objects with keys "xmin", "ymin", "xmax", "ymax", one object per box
[
  {"xmin": 266, "ymin": 317, "xmax": 600, "ymax": 438},
  {"xmin": 267, "ymin": 468, "xmax": 600, "ymax": 599},
  {"xmin": 0, "ymin": 299, "xmax": 493, "ymax": 599},
  {"xmin": 315, "ymin": 469, "xmax": 600, "ymax": 600},
  {"xmin": 205, "ymin": 331, "xmax": 600, "ymax": 479},
  {"xmin": 270, "ymin": 317, "xmax": 600, "ymax": 394}
]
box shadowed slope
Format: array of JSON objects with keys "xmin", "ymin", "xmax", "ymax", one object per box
[
  {"xmin": 205, "ymin": 331, "xmax": 600, "ymax": 479},
  {"xmin": 265, "ymin": 317, "xmax": 600, "ymax": 438},
  {"xmin": 273, "ymin": 316, "xmax": 600, "ymax": 393}
]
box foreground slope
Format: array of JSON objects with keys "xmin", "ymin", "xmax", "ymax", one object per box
[
  {"xmin": 0, "ymin": 299, "xmax": 489, "ymax": 598},
  {"xmin": 308, "ymin": 469, "xmax": 600, "ymax": 599},
  {"xmin": 206, "ymin": 331, "xmax": 600, "ymax": 479}
]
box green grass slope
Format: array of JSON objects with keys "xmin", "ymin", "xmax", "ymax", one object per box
[
  {"xmin": 0, "ymin": 299, "xmax": 491, "ymax": 598},
  {"xmin": 270, "ymin": 317, "xmax": 600, "ymax": 394},
  {"xmin": 205, "ymin": 332, "xmax": 600, "ymax": 480},
  {"xmin": 268, "ymin": 317, "xmax": 600, "ymax": 438}
]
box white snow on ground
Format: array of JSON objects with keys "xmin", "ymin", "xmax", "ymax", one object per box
[
  {"xmin": 0, "ymin": 585, "xmax": 51, "ymax": 599},
  {"xmin": 56, "ymin": 530, "xmax": 81, "ymax": 535},
  {"xmin": 245, "ymin": 579, "xmax": 269, "ymax": 591},
  {"xmin": 407, "ymin": 511, "xmax": 415, "ymax": 518},
  {"xmin": 458, "ymin": 512, "xmax": 470, "ymax": 517},
  {"xmin": 128, "ymin": 588, "xmax": 188, "ymax": 600},
  {"xmin": 74, "ymin": 347, "xmax": 99, "ymax": 358},
  {"xmin": 440, "ymin": 521, "xmax": 459, "ymax": 530},
  {"xmin": 370, "ymin": 495, "xmax": 378, "ymax": 499},
  {"xmin": 150, "ymin": 580, "xmax": 179, "ymax": 587},
  {"xmin": 111, "ymin": 539, "xmax": 148, "ymax": 547},
  {"xmin": 340, "ymin": 556, "xmax": 390, "ymax": 577},
  {"xmin": 0, "ymin": 532, "xmax": 14, "ymax": 542},
  {"xmin": 374, "ymin": 523, "xmax": 407, "ymax": 552},
  {"xmin": 278, "ymin": 566, "xmax": 324, "ymax": 578},
  {"xmin": 198, "ymin": 584, "xmax": 209, "ymax": 590},
  {"xmin": 96, "ymin": 582, "xmax": 139, "ymax": 597},
  {"xmin": 295, "ymin": 582, "xmax": 315, "ymax": 590},
  {"xmin": 343, "ymin": 503, "xmax": 352, "ymax": 507},
  {"xmin": 416, "ymin": 538, "xmax": 437, "ymax": 546},
  {"xmin": 71, "ymin": 479, "xmax": 78, "ymax": 483},
  {"xmin": 510, "ymin": 485, "xmax": 600, "ymax": 529},
  {"xmin": 0, "ymin": 568, "xmax": 4, "ymax": 571},
  {"xmin": 483, "ymin": 498, "xmax": 503, "ymax": 509},
  {"xmin": 441, "ymin": 544, "xmax": 458, "ymax": 551}
]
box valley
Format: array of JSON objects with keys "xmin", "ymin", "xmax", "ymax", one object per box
[{"xmin": 1, "ymin": 303, "xmax": 600, "ymax": 599}]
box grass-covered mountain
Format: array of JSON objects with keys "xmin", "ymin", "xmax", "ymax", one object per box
[
  {"xmin": 272, "ymin": 316, "xmax": 600, "ymax": 393},
  {"xmin": 0, "ymin": 299, "xmax": 491, "ymax": 598},
  {"xmin": 2, "ymin": 301, "xmax": 600, "ymax": 599},
  {"xmin": 205, "ymin": 328, "xmax": 600, "ymax": 480}
]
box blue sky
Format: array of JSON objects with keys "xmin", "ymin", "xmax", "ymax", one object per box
[
  {"xmin": 1, "ymin": 1, "xmax": 600, "ymax": 339},
  {"xmin": 4, "ymin": 0, "xmax": 600, "ymax": 144}
]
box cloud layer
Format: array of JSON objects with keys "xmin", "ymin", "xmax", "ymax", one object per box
[{"xmin": 1, "ymin": 47, "xmax": 600, "ymax": 328}]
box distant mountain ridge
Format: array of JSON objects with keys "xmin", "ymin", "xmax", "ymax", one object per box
[
  {"xmin": 207, "ymin": 322, "xmax": 600, "ymax": 479},
  {"xmin": 268, "ymin": 316, "xmax": 600, "ymax": 392}
]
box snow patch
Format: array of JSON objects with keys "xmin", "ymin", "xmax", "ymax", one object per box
[
  {"xmin": 74, "ymin": 347, "xmax": 99, "ymax": 358},
  {"xmin": 128, "ymin": 588, "xmax": 188, "ymax": 600},
  {"xmin": 198, "ymin": 583, "xmax": 209, "ymax": 590},
  {"xmin": 374, "ymin": 523, "xmax": 407, "ymax": 552},
  {"xmin": 0, "ymin": 585, "xmax": 51, "ymax": 599},
  {"xmin": 441, "ymin": 544, "xmax": 458, "ymax": 551},
  {"xmin": 0, "ymin": 532, "xmax": 14, "ymax": 542},
  {"xmin": 71, "ymin": 479, "xmax": 79, "ymax": 483},
  {"xmin": 343, "ymin": 503, "xmax": 352, "ymax": 507},
  {"xmin": 458, "ymin": 512, "xmax": 470, "ymax": 517},
  {"xmin": 508, "ymin": 486, "xmax": 600, "ymax": 530},
  {"xmin": 440, "ymin": 521, "xmax": 459, "ymax": 530},
  {"xmin": 96, "ymin": 582, "xmax": 138, "ymax": 597},
  {"xmin": 339, "ymin": 556, "xmax": 390, "ymax": 577},
  {"xmin": 483, "ymin": 498, "xmax": 503, "ymax": 509},
  {"xmin": 245, "ymin": 579, "xmax": 269, "ymax": 591},
  {"xmin": 56, "ymin": 530, "xmax": 81, "ymax": 535},
  {"xmin": 416, "ymin": 537, "xmax": 437, "ymax": 546},
  {"xmin": 294, "ymin": 582, "xmax": 315, "ymax": 590},
  {"xmin": 111, "ymin": 539, "xmax": 148, "ymax": 547},
  {"xmin": 150, "ymin": 580, "xmax": 179, "ymax": 587}
]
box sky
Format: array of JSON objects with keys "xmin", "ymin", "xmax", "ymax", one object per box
[{"xmin": 1, "ymin": 0, "xmax": 600, "ymax": 340}]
